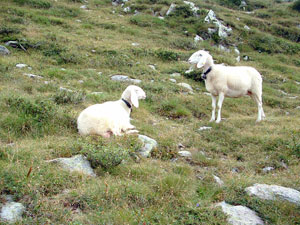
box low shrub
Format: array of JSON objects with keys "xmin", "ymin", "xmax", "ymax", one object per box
[
  {"xmin": 155, "ymin": 49, "xmax": 179, "ymax": 61},
  {"xmin": 52, "ymin": 90, "xmax": 86, "ymax": 105},
  {"xmin": 13, "ymin": 0, "xmax": 52, "ymax": 9},
  {"xmin": 292, "ymin": 0, "xmax": 300, "ymax": 12}
]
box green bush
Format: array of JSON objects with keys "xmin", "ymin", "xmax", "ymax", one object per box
[
  {"xmin": 292, "ymin": 0, "xmax": 300, "ymax": 12},
  {"xmin": 13, "ymin": 0, "xmax": 52, "ymax": 9},
  {"xmin": 155, "ymin": 49, "xmax": 179, "ymax": 61},
  {"xmin": 81, "ymin": 143, "xmax": 132, "ymax": 170},
  {"xmin": 52, "ymin": 90, "xmax": 86, "ymax": 105},
  {"xmin": 130, "ymin": 14, "xmax": 165, "ymax": 27},
  {"xmin": 168, "ymin": 5, "xmax": 195, "ymax": 18}
]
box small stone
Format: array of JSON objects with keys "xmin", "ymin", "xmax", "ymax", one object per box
[
  {"xmin": 216, "ymin": 201, "xmax": 264, "ymax": 225},
  {"xmin": 177, "ymin": 83, "xmax": 193, "ymax": 92},
  {"xmin": 46, "ymin": 155, "xmax": 96, "ymax": 177},
  {"xmin": 148, "ymin": 65, "xmax": 156, "ymax": 70},
  {"xmin": 59, "ymin": 87, "xmax": 73, "ymax": 92},
  {"xmin": 213, "ymin": 175, "xmax": 224, "ymax": 186},
  {"xmin": 178, "ymin": 143, "xmax": 185, "ymax": 149},
  {"xmin": 170, "ymin": 72, "xmax": 181, "ymax": 78},
  {"xmin": 61, "ymin": 68, "xmax": 66, "ymax": 71},
  {"xmin": 111, "ymin": 75, "xmax": 141, "ymax": 84},
  {"xmin": 169, "ymin": 78, "xmax": 176, "ymax": 83},
  {"xmin": 244, "ymin": 25, "xmax": 251, "ymax": 30},
  {"xmin": 80, "ymin": 5, "xmax": 88, "ymax": 9},
  {"xmin": 234, "ymin": 47, "xmax": 240, "ymax": 55},
  {"xmin": 123, "ymin": 7, "xmax": 131, "ymax": 13},
  {"xmin": 219, "ymin": 45, "xmax": 230, "ymax": 52},
  {"xmin": 131, "ymin": 43, "xmax": 140, "ymax": 46},
  {"xmin": 16, "ymin": 63, "xmax": 27, "ymax": 68},
  {"xmin": 243, "ymin": 55, "xmax": 249, "ymax": 61},
  {"xmin": 262, "ymin": 167, "xmax": 274, "ymax": 173},
  {"xmin": 44, "ymin": 81, "xmax": 50, "ymax": 84},
  {"xmin": 166, "ymin": 3, "xmax": 176, "ymax": 16},
  {"xmin": 236, "ymin": 56, "xmax": 240, "ymax": 62},
  {"xmin": 185, "ymin": 68, "xmax": 194, "ymax": 74},
  {"xmin": 138, "ymin": 135, "xmax": 158, "ymax": 158},
  {"xmin": 78, "ymin": 80, "xmax": 84, "ymax": 84},
  {"xmin": 76, "ymin": 19, "xmax": 82, "ymax": 23},
  {"xmin": 98, "ymin": 72, "xmax": 103, "ymax": 75},
  {"xmin": 178, "ymin": 151, "xmax": 192, "ymax": 157},
  {"xmin": 296, "ymin": 106, "xmax": 300, "ymax": 110},
  {"xmin": 194, "ymin": 35, "xmax": 204, "ymax": 42},
  {"xmin": 91, "ymin": 49, "xmax": 96, "ymax": 53},
  {"xmin": 285, "ymin": 112, "xmax": 290, "ymax": 115},
  {"xmin": 0, "ymin": 201, "xmax": 25, "ymax": 223},
  {"xmin": 198, "ymin": 126, "xmax": 212, "ymax": 131},
  {"xmin": 231, "ymin": 168, "xmax": 239, "ymax": 173},
  {"xmin": 24, "ymin": 73, "xmax": 43, "ymax": 79},
  {"xmin": 158, "ymin": 16, "xmax": 164, "ymax": 20},
  {"xmin": 203, "ymin": 92, "xmax": 211, "ymax": 96},
  {"xmin": 90, "ymin": 92, "xmax": 103, "ymax": 95},
  {"xmin": 0, "ymin": 45, "xmax": 10, "ymax": 55},
  {"xmin": 246, "ymin": 184, "xmax": 300, "ymax": 206}
]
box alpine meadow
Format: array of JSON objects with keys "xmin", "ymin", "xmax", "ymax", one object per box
[{"xmin": 0, "ymin": 0, "xmax": 299, "ymax": 224}]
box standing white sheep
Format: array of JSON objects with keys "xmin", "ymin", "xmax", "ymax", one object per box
[
  {"xmin": 188, "ymin": 50, "xmax": 265, "ymax": 123},
  {"xmin": 77, "ymin": 85, "xmax": 146, "ymax": 137}
]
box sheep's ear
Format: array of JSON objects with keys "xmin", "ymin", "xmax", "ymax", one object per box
[
  {"xmin": 196, "ymin": 60, "xmax": 204, "ymax": 68},
  {"xmin": 131, "ymin": 90, "xmax": 139, "ymax": 108}
]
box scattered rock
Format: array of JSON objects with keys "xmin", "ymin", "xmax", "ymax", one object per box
[
  {"xmin": 246, "ymin": 184, "xmax": 300, "ymax": 206},
  {"xmin": 183, "ymin": 1, "xmax": 200, "ymax": 16},
  {"xmin": 78, "ymin": 80, "xmax": 84, "ymax": 84},
  {"xmin": 90, "ymin": 92, "xmax": 103, "ymax": 95},
  {"xmin": 194, "ymin": 35, "xmax": 204, "ymax": 42},
  {"xmin": 0, "ymin": 45, "xmax": 10, "ymax": 55},
  {"xmin": 59, "ymin": 87, "xmax": 73, "ymax": 92},
  {"xmin": 236, "ymin": 56, "xmax": 240, "ymax": 62},
  {"xmin": 213, "ymin": 175, "xmax": 224, "ymax": 186},
  {"xmin": 219, "ymin": 45, "xmax": 230, "ymax": 52},
  {"xmin": 111, "ymin": 75, "xmax": 141, "ymax": 84},
  {"xmin": 166, "ymin": 3, "xmax": 176, "ymax": 16},
  {"xmin": 16, "ymin": 64, "xmax": 27, "ymax": 68},
  {"xmin": 262, "ymin": 167, "xmax": 274, "ymax": 173},
  {"xmin": 204, "ymin": 10, "xmax": 232, "ymax": 38},
  {"xmin": 24, "ymin": 73, "xmax": 43, "ymax": 79},
  {"xmin": 138, "ymin": 135, "xmax": 158, "ymax": 158},
  {"xmin": 177, "ymin": 83, "xmax": 193, "ymax": 93},
  {"xmin": 131, "ymin": 42, "xmax": 140, "ymax": 46},
  {"xmin": 231, "ymin": 168, "xmax": 239, "ymax": 173},
  {"xmin": 288, "ymin": 96, "xmax": 298, "ymax": 99},
  {"xmin": 170, "ymin": 72, "xmax": 181, "ymax": 78},
  {"xmin": 244, "ymin": 25, "xmax": 251, "ymax": 30},
  {"xmin": 0, "ymin": 196, "xmax": 25, "ymax": 223},
  {"xmin": 216, "ymin": 201, "xmax": 264, "ymax": 225},
  {"xmin": 234, "ymin": 47, "xmax": 240, "ymax": 55},
  {"xmin": 123, "ymin": 7, "xmax": 131, "ymax": 13},
  {"xmin": 178, "ymin": 151, "xmax": 192, "ymax": 157},
  {"xmin": 80, "ymin": 5, "xmax": 88, "ymax": 9},
  {"xmin": 148, "ymin": 64, "xmax": 156, "ymax": 70},
  {"xmin": 46, "ymin": 155, "xmax": 96, "ymax": 177},
  {"xmin": 243, "ymin": 55, "xmax": 249, "ymax": 61},
  {"xmin": 169, "ymin": 78, "xmax": 176, "ymax": 83},
  {"xmin": 198, "ymin": 126, "xmax": 212, "ymax": 131}
]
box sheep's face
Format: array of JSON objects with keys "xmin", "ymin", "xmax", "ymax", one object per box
[
  {"xmin": 188, "ymin": 50, "xmax": 210, "ymax": 68},
  {"xmin": 122, "ymin": 85, "xmax": 146, "ymax": 108}
]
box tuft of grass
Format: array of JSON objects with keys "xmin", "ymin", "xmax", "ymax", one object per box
[{"xmin": 13, "ymin": 0, "xmax": 52, "ymax": 9}]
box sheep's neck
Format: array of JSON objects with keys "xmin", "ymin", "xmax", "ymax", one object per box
[
  {"xmin": 121, "ymin": 99, "xmax": 132, "ymax": 114},
  {"xmin": 203, "ymin": 56, "xmax": 214, "ymax": 72}
]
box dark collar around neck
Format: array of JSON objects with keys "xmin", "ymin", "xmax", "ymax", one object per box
[
  {"xmin": 122, "ymin": 98, "xmax": 132, "ymax": 109},
  {"xmin": 202, "ymin": 66, "xmax": 212, "ymax": 80}
]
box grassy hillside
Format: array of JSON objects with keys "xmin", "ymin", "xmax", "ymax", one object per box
[{"xmin": 0, "ymin": 0, "xmax": 299, "ymax": 224}]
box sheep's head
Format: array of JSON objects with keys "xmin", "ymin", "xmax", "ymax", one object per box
[
  {"xmin": 188, "ymin": 50, "xmax": 211, "ymax": 69},
  {"xmin": 121, "ymin": 85, "xmax": 146, "ymax": 108}
]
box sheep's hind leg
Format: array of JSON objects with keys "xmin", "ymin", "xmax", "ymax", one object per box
[
  {"xmin": 251, "ymin": 94, "xmax": 263, "ymax": 122},
  {"xmin": 209, "ymin": 95, "xmax": 217, "ymax": 122},
  {"xmin": 216, "ymin": 93, "xmax": 224, "ymax": 123}
]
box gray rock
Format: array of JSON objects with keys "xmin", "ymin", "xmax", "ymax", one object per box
[
  {"xmin": 0, "ymin": 200, "xmax": 25, "ymax": 223},
  {"xmin": 169, "ymin": 78, "xmax": 176, "ymax": 83},
  {"xmin": 194, "ymin": 35, "xmax": 204, "ymax": 42},
  {"xmin": 198, "ymin": 126, "xmax": 212, "ymax": 131},
  {"xmin": 47, "ymin": 155, "xmax": 96, "ymax": 177},
  {"xmin": 262, "ymin": 167, "xmax": 274, "ymax": 173},
  {"xmin": 203, "ymin": 92, "xmax": 211, "ymax": 96},
  {"xmin": 16, "ymin": 64, "xmax": 27, "ymax": 68},
  {"xmin": 166, "ymin": 3, "xmax": 176, "ymax": 16},
  {"xmin": 183, "ymin": 1, "xmax": 200, "ymax": 15},
  {"xmin": 111, "ymin": 75, "xmax": 141, "ymax": 84},
  {"xmin": 177, "ymin": 83, "xmax": 193, "ymax": 92},
  {"xmin": 59, "ymin": 87, "xmax": 73, "ymax": 92},
  {"xmin": 80, "ymin": 5, "xmax": 88, "ymax": 9},
  {"xmin": 0, "ymin": 45, "xmax": 10, "ymax": 55},
  {"xmin": 138, "ymin": 135, "xmax": 158, "ymax": 158},
  {"xmin": 24, "ymin": 73, "xmax": 43, "ymax": 79},
  {"xmin": 213, "ymin": 175, "xmax": 224, "ymax": 186},
  {"xmin": 243, "ymin": 55, "xmax": 249, "ymax": 61},
  {"xmin": 90, "ymin": 92, "xmax": 103, "ymax": 95},
  {"xmin": 236, "ymin": 56, "xmax": 241, "ymax": 62},
  {"xmin": 217, "ymin": 201, "xmax": 264, "ymax": 225},
  {"xmin": 244, "ymin": 25, "xmax": 251, "ymax": 30},
  {"xmin": 219, "ymin": 45, "xmax": 230, "ymax": 52},
  {"xmin": 148, "ymin": 64, "xmax": 156, "ymax": 70},
  {"xmin": 178, "ymin": 151, "xmax": 192, "ymax": 157},
  {"xmin": 123, "ymin": 7, "xmax": 131, "ymax": 13},
  {"xmin": 296, "ymin": 106, "xmax": 300, "ymax": 110},
  {"xmin": 205, "ymin": 10, "xmax": 232, "ymax": 38},
  {"xmin": 246, "ymin": 184, "xmax": 300, "ymax": 206},
  {"xmin": 170, "ymin": 72, "xmax": 181, "ymax": 78},
  {"xmin": 78, "ymin": 80, "xmax": 84, "ymax": 84},
  {"xmin": 234, "ymin": 47, "xmax": 240, "ymax": 55},
  {"xmin": 131, "ymin": 42, "xmax": 140, "ymax": 46}
]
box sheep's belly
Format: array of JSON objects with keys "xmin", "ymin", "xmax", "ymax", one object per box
[{"xmin": 225, "ymin": 89, "xmax": 247, "ymax": 98}]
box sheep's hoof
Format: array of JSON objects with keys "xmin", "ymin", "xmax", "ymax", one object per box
[
  {"xmin": 215, "ymin": 120, "xmax": 221, "ymax": 123},
  {"xmin": 209, "ymin": 119, "xmax": 215, "ymax": 122},
  {"xmin": 256, "ymin": 119, "xmax": 262, "ymax": 123}
]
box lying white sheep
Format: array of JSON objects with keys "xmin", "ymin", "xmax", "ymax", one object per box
[
  {"xmin": 77, "ymin": 85, "xmax": 146, "ymax": 137},
  {"xmin": 188, "ymin": 50, "xmax": 265, "ymax": 123}
]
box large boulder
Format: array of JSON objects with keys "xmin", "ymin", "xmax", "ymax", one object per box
[
  {"xmin": 217, "ymin": 201, "xmax": 264, "ymax": 225},
  {"xmin": 138, "ymin": 135, "xmax": 158, "ymax": 158},
  {"xmin": 245, "ymin": 184, "xmax": 300, "ymax": 206},
  {"xmin": 0, "ymin": 196, "xmax": 25, "ymax": 223}
]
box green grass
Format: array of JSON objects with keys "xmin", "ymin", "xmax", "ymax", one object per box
[{"xmin": 0, "ymin": 0, "xmax": 299, "ymax": 224}]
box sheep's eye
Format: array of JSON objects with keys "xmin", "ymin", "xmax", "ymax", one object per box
[{"xmin": 199, "ymin": 54, "xmax": 202, "ymax": 56}]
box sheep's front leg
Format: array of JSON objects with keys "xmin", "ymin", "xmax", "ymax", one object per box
[
  {"xmin": 216, "ymin": 93, "xmax": 224, "ymax": 123},
  {"xmin": 209, "ymin": 95, "xmax": 217, "ymax": 122}
]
